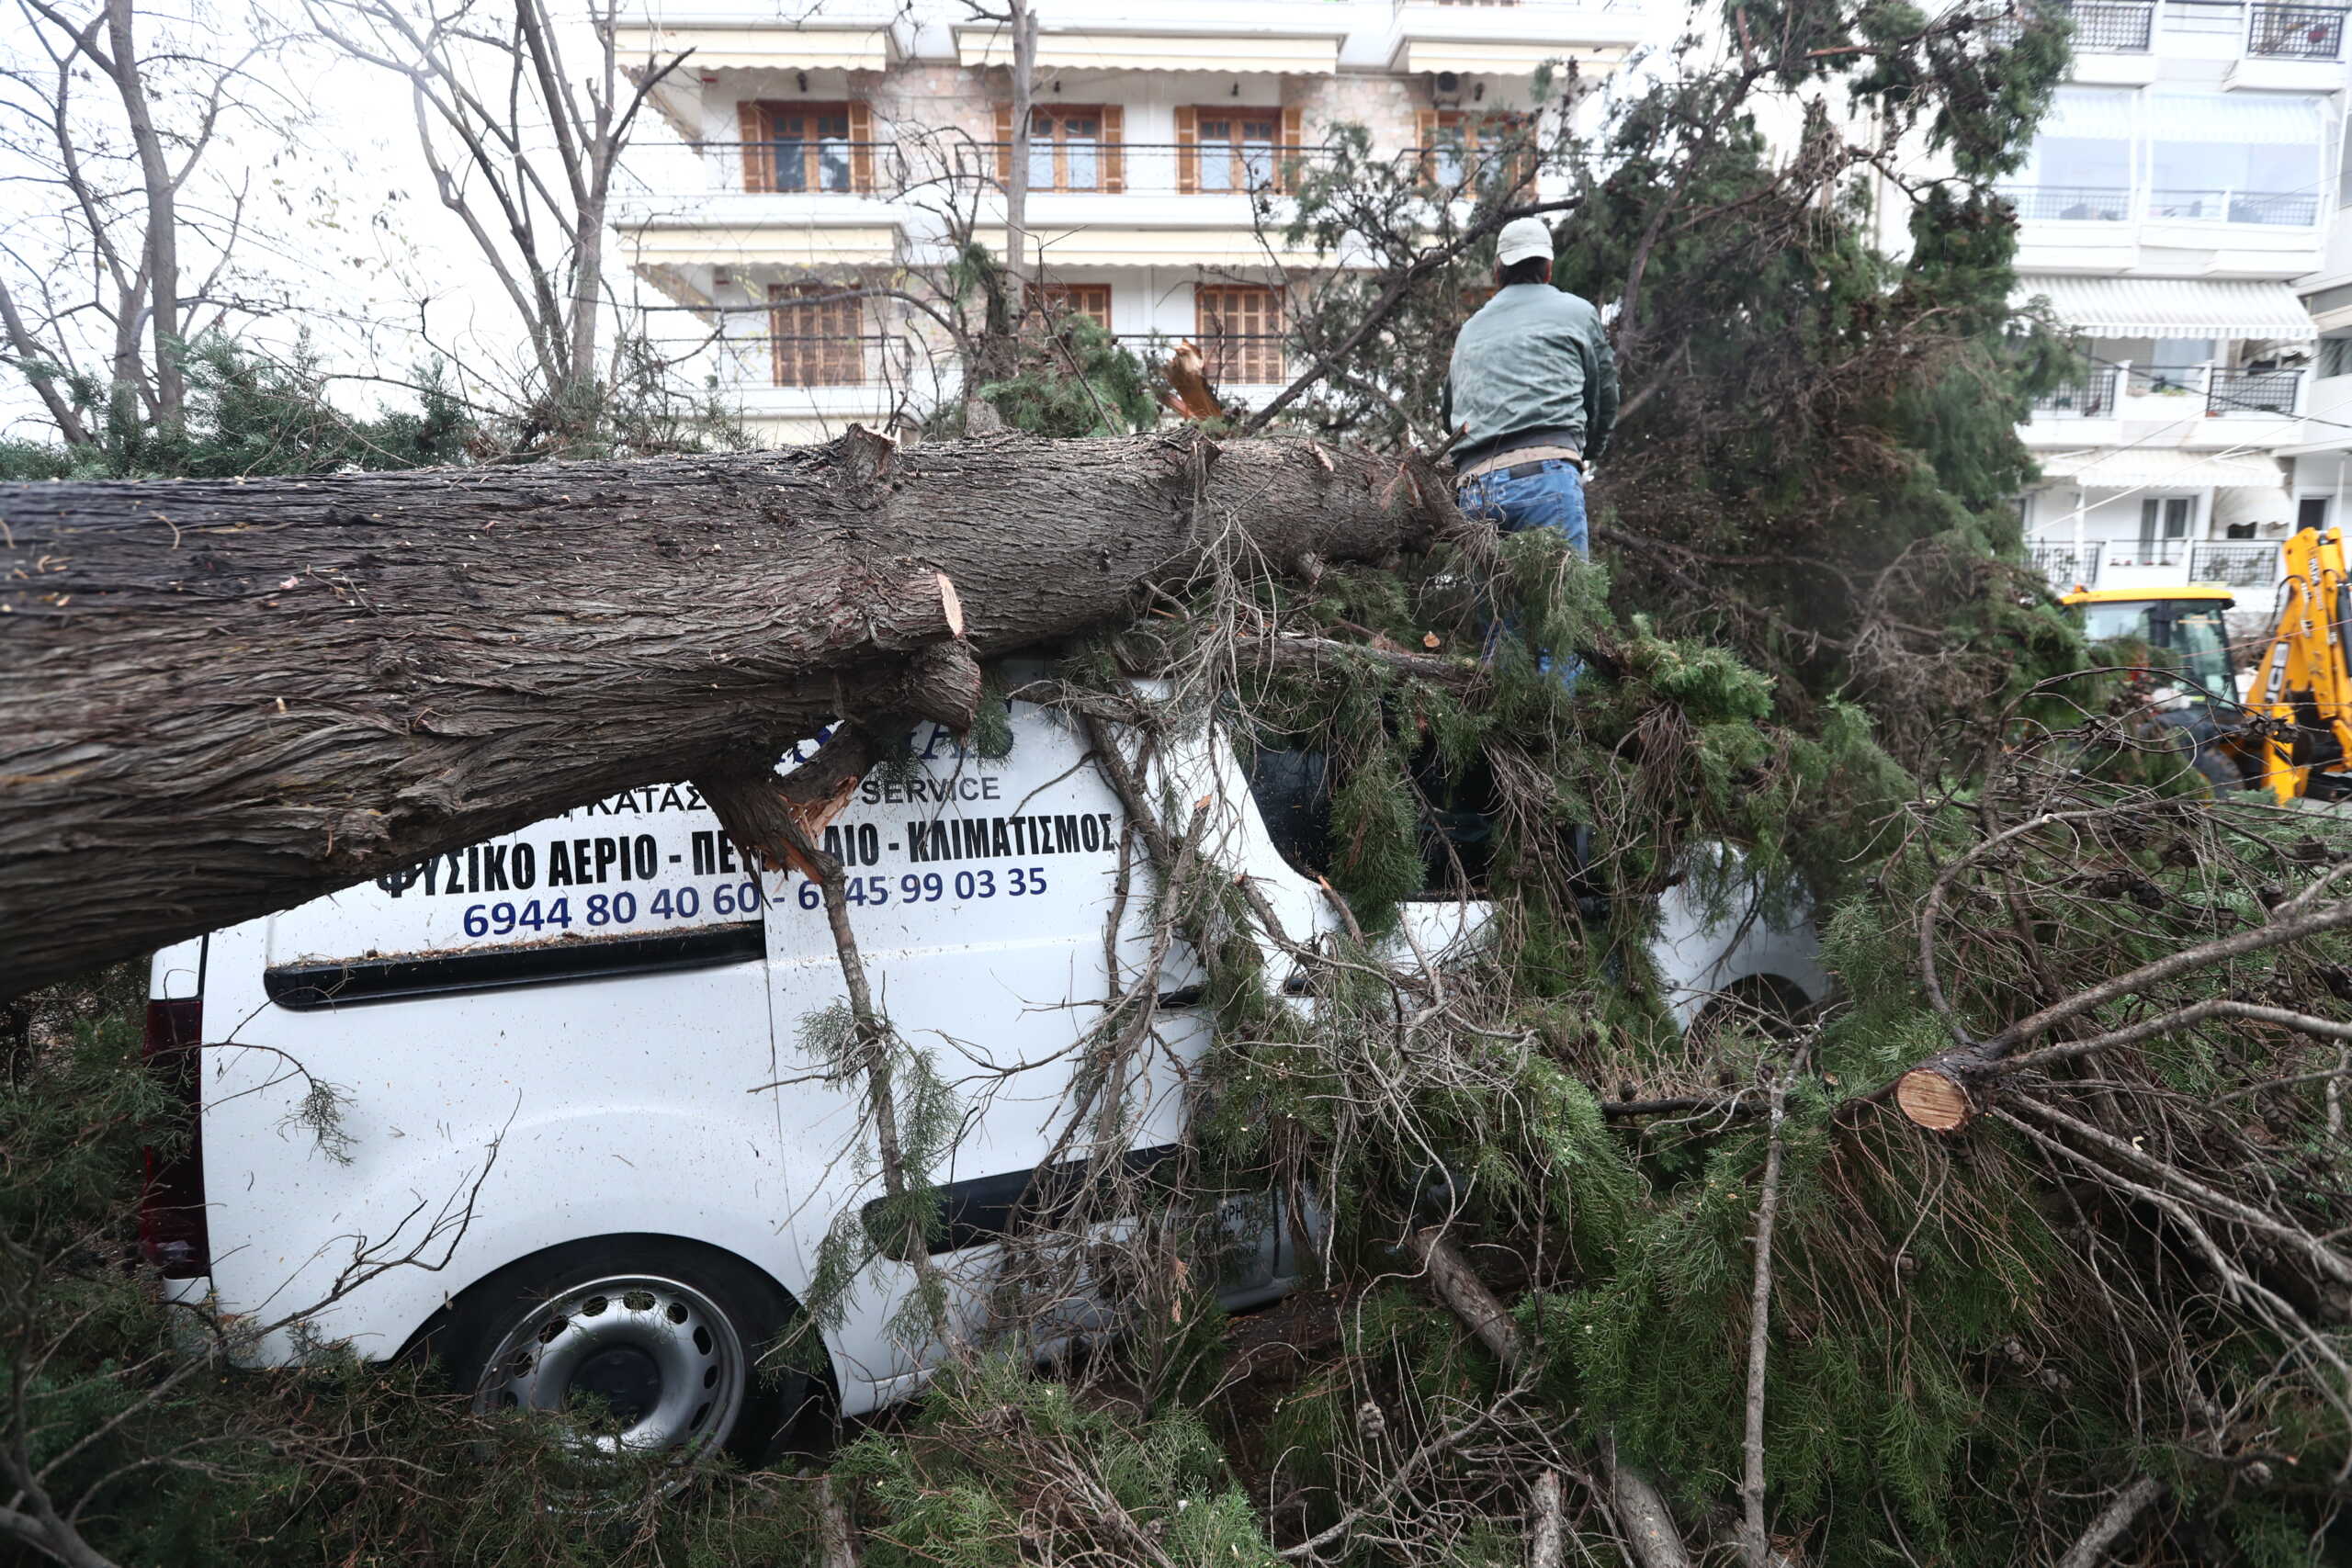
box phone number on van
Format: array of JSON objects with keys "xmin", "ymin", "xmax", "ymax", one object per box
[{"xmin": 458, "ymin": 867, "xmax": 1057, "ymax": 937}]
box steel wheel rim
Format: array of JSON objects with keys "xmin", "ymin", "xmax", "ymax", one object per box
[{"xmin": 472, "ymin": 1273, "xmax": 747, "ymax": 1461}]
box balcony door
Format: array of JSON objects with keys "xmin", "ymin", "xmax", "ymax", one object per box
[
  {"xmin": 2138, "ymin": 496, "xmax": 2194, "ymax": 565},
  {"xmin": 740, "ymin": 101, "xmax": 875, "ymax": 194},
  {"xmin": 768, "ymin": 283, "xmax": 865, "ymax": 388},
  {"xmin": 994, "ymin": 105, "xmax": 1125, "ymax": 193}
]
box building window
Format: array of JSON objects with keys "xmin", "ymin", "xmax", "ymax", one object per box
[
  {"xmin": 1173, "ymin": 107, "xmax": 1303, "ymax": 194},
  {"xmin": 2320, "ymin": 335, "xmax": 2352, "ymax": 378},
  {"xmin": 768, "ymin": 283, "xmax": 865, "ymax": 387},
  {"xmin": 995, "ymin": 105, "xmax": 1125, "ymax": 192},
  {"xmin": 1196, "ymin": 285, "xmax": 1283, "ymax": 384},
  {"xmin": 739, "ymin": 101, "xmax": 875, "ymax": 194},
  {"xmin": 1415, "ymin": 109, "xmax": 1536, "ymax": 194},
  {"xmin": 2132, "ymin": 495, "xmax": 2196, "ymax": 564},
  {"xmin": 1037, "ymin": 284, "xmax": 1111, "ymax": 329},
  {"xmin": 2301, "ymin": 496, "xmax": 2333, "ymax": 532}
]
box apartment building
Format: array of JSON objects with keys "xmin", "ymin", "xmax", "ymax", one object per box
[
  {"xmin": 608, "ymin": 0, "xmax": 1647, "ymax": 446},
  {"xmin": 2008, "ymin": 0, "xmax": 2346, "ymax": 616}
]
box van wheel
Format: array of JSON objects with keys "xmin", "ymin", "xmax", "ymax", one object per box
[{"xmin": 429, "ymin": 1235, "xmax": 812, "ymax": 1469}]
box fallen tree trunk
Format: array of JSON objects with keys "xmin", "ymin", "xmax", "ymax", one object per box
[{"xmin": 0, "ymin": 428, "xmax": 1448, "ymax": 995}]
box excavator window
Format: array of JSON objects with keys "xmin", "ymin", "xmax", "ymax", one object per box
[{"xmin": 2079, "ymin": 601, "xmax": 2237, "ymax": 706}]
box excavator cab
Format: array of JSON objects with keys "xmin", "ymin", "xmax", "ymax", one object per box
[{"xmin": 2058, "ymin": 585, "xmax": 2251, "ymax": 795}]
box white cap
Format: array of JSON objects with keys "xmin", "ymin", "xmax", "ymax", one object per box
[{"xmin": 1495, "ymin": 216, "xmax": 1553, "ymax": 268}]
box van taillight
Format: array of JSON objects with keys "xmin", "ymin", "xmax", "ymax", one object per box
[{"xmin": 139, "ymin": 998, "xmax": 209, "ymax": 1278}]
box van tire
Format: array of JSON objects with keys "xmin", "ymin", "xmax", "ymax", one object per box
[{"xmin": 424, "ymin": 1235, "xmax": 816, "ymax": 1469}]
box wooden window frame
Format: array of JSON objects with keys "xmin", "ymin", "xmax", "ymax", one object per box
[
  {"xmin": 1037, "ymin": 283, "xmax": 1112, "ymax": 330},
  {"xmin": 767, "ymin": 282, "xmax": 866, "ymax": 388},
  {"xmin": 1194, "ymin": 284, "xmax": 1284, "ymax": 384},
  {"xmin": 994, "ymin": 103, "xmax": 1125, "ymax": 193},
  {"xmin": 1172, "ymin": 106, "xmax": 1305, "ymax": 196},
  {"xmin": 739, "ymin": 100, "xmax": 876, "ymax": 194},
  {"xmin": 1414, "ymin": 108, "xmax": 1536, "ymax": 194}
]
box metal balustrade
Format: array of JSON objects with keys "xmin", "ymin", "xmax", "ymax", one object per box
[
  {"xmin": 2063, "ymin": 0, "xmax": 2159, "ymax": 48},
  {"xmin": 1997, "ymin": 185, "xmax": 2131, "ymax": 221},
  {"xmin": 2030, "ymin": 543, "xmax": 2101, "ymax": 588},
  {"xmin": 2249, "ymin": 0, "xmax": 2346, "ymax": 54},
  {"xmin": 2148, "ymin": 188, "xmax": 2319, "ymax": 225},
  {"xmin": 2030, "ymin": 367, "xmax": 2120, "ymax": 418},
  {"xmin": 2190, "ymin": 541, "xmax": 2283, "ymax": 585},
  {"xmin": 2207, "ymin": 367, "xmax": 2302, "ymax": 415}
]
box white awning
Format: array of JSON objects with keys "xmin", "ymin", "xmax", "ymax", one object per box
[
  {"xmin": 613, "ymin": 25, "xmax": 893, "ymax": 72},
  {"xmin": 1393, "ymin": 40, "xmax": 1628, "ymax": 74},
  {"xmin": 2038, "ymin": 448, "xmax": 2286, "ymax": 489},
  {"xmin": 2018, "ymin": 276, "xmax": 2316, "ymax": 342},
  {"xmin": 955, "ymin": 25, "xmax": 1341, "ymax": 72},
  {"xmin": 2147, "ymin": 91, "xmax": 2324, "ymax": 144}
]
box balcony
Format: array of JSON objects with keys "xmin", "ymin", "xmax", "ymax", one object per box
[
  {"xmin": 2208, "ymin": 367, "xmax": 2302, "ymax": 415},
  {"xmin": 2032, "ymin": 367, "xmax": 2121, "ymax": 418},
  {"xmin": 2246, "ymin": 0, "xmax": 2346, "ymax": 54},
  {"xmin": 2030, "ymin": 537, "xmax": 2285, "ymax": 594},
  {"xmin": 2147, "ymin": 188, "xmax": 2320, "ymax": 226},
  {"xmin": 2023, "ymin": 364, "xmax": 2304, "ymax": 434},
  {"xmin": 1998, "ymin": 183, "xmax": 2318, "ymax": 228},
  {"xmin": 2058, "ymin": 0, "xmax": 2157, "ymax": 51}
]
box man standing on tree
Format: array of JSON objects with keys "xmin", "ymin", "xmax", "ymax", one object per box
[{"xmin": 1442, "ymin": 216, "xmax": 1617, "ymax": 559}]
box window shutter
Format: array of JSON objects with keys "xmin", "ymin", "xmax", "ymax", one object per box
[
  {"xmin": 1174, "ymin": 106, "xmax": 1198, "ymax": 195},
  {"xmin": 1101, "ymin": 103, "xmax": 1125, "ymax": 194},
  {"xmin": 1280, "ymin": 105, "xmax": 1303, "ymax": 194},
  {"xmin": 1415, "ymin": 108, "xmax": 1439, "ymax": 182},
  {"xmin": 849, "ymin": 101, "xmax": 875, "ymax": 192},
  {"xmin": 740, "ymin": 100, "xmax": 770, "ymax": 193},
  {"xmin": 995, "ymin": 103, "xmax": 1012, "ymax": 184}
]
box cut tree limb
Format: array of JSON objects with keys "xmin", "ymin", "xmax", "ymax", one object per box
[
  {"xmin": 0, "ymin": 428, "xmax": 1448, "ymax": 995},
  {"xmin": 1401, "ymin": 1227, "xmax": 1691, "ymax": 1568}
]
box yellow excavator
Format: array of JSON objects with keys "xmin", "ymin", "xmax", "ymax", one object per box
[{"xmin": 2059, "ymin": 527, "xmax": 2352, "ymax": 804}]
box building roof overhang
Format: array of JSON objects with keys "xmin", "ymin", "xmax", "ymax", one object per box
[
  {"xmin": 2017, "ymin": 275, "xmax": 2317, "ymax": 343},
  {"xmin": 2037, "ymin": 447, "xmax": 2289, "ymax": 489}
]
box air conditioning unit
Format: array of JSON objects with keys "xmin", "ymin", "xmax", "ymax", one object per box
[{"xmin": 1430, "ymin": 71, "xmax": 1464, "ymax": 107}]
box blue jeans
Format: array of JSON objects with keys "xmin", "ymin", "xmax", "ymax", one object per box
[
  {"xmin": 1456, "ymin": 458, "xmax": 1588, "ymax": 684},
  {"xmin": 1455, "ymin": 458, "xmax": 1589, "ymax": 558}
]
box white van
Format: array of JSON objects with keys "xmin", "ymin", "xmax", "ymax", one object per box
[{"xmin": 141, "ymin": 690, "xmax": 1823, "ymax": 1462}]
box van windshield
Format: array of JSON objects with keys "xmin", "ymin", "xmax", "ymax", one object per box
[{"xmin": 2079, "ymin": 600, "xmax": 2236, "ymax": 705}]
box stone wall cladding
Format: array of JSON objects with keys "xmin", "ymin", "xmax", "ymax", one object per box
[{"xmin": 1288, "ymin": 72, "xmax": 1421, "ymax": 155}]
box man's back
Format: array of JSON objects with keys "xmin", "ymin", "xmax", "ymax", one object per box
[{"xmin": 1445, "ymin": 284, "xmax": 1617, "ymax": 466}]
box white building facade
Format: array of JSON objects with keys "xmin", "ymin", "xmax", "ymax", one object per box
[
  {"xmin": 609, "ymin": 0, "xmax": 1647, "ymax": 447},
  {"xmin": 2007, "ymin": 0, "xmax": 2347, "ymax": 614}
]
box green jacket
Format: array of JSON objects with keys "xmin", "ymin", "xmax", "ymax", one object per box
[{"xmin": 1442, "ymin": 282, "xmax": 1618, "ymax": 466}]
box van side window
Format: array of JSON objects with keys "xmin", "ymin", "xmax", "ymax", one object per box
[{"xmin": 1240, "ymin": 744, "xmax": 1495, "ymax": 900}]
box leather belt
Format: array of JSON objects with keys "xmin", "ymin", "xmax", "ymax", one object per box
[{"xmin": 1458, "ymin": 444, "xmax": 1582, "ymax": 482}]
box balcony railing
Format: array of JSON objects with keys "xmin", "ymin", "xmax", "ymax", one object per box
[
  {"xmin": 2000, "ymin": 183, "xmax": 2318, "ymax": 226},
  {"xmin": 1998, "ymin": 184, "xmax": 2131, "ymax": 221},
  {"xmin": 2148, "ymin": 187, "xmax": 2320, "ymax": 225},
  {"xmin": 2030, "ymin": 537, "xmax": 2290, "ymax": 594},
  {"xmin": 2030, "ymin": 367, "xmax": 2120, "ymax": 417},
  {"xmin": 2030, "ymin": 542, "xmax": 2102, "ymax": 587},
  {"xmin": 2190, "ymin": 540, "xmax": 2283, "ymax": 584},
  {"xmin": 2063, "ymin": 0, "xmax": 2159, "ymax": 49},
  {"xmin": 2208, "ymin": 367, "xmax": 2303, "ymax": 415},
  {"xmin": 2248, "ymin": 0, "xmax": 2346, "ymax": 54}
]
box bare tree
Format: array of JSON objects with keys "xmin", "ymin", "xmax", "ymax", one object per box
[
  {"xmin": 0, "ymin": 0, "xmax": 285, "ymax": 445},
  {"xmin": 305, "ymin": 0, "xmax": 688, "ymax": 445}
]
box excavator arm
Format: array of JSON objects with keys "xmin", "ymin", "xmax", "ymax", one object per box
[{"xmin": 2248, "ymin": 526, "xmax": 2352, "ymax": 804}]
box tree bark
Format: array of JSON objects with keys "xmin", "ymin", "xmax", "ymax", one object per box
[{"xmin": 0, "ymin": 428, "xmax": 1442, "ymax": 995}]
